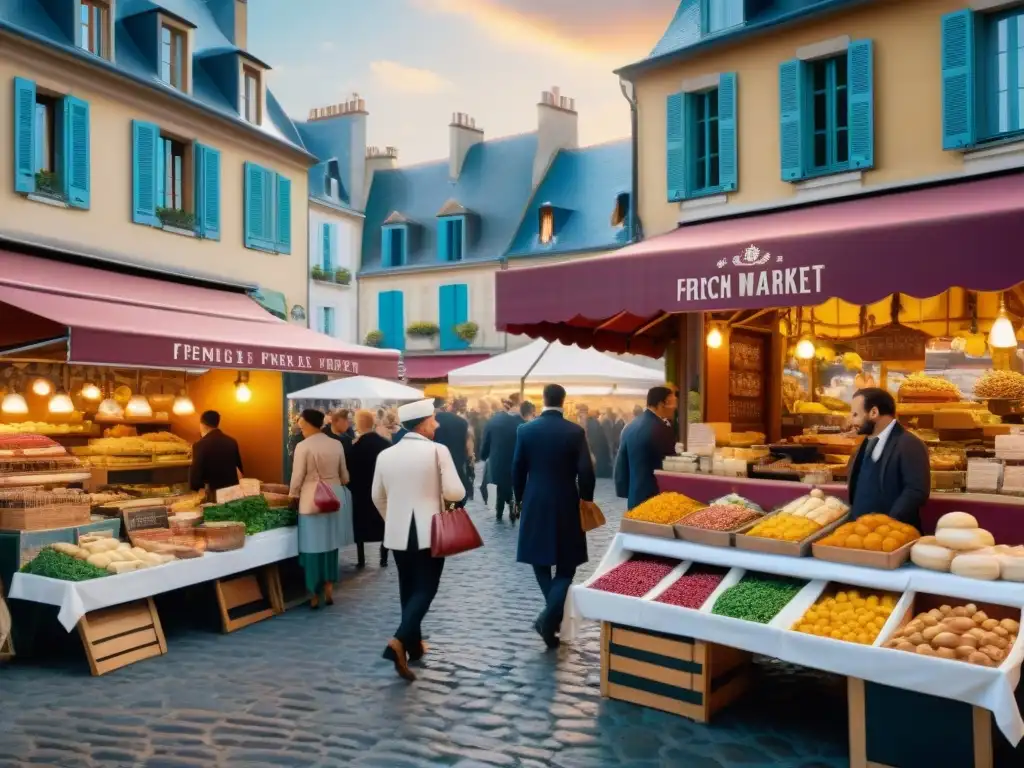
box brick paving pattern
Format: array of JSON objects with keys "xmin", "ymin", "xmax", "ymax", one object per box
[{"xmin": 0, "ymin": 471, "xmax": 849, "ymax": 767}]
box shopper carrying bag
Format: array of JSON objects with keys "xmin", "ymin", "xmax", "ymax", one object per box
[{"xmin": 431, "ymin": 448, "xmax": 483, "ymax": 558}]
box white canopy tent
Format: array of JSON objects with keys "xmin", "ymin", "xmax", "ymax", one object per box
[
  {"xmin": 447, "ymin": 339, "xmax": 665, "ymax": 394},
  {"xmin": 286, "ymin": 375, "xmax": 424, "ymax": 402}
]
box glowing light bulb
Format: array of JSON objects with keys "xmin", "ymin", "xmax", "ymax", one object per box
[
  {"xmin": 1, "ymin": 393, "xmax": 29, "ymax": 415},
  {"xmin": 705, "ymin": 327, "xmax": 723, "ymax": 349},
  {"xmin": 795, "ymin": 338, "xmax": 816, "ymax": 360},
  {"xmin": 125, "ymin": 395, "xmax": 153, "ymax": 419},
  {"xmin": 48, "ymin": 389, "xmax": 74, "ymax": 414},
  {"xmin": 172, "ymin": 394, "xmax": 195, "ymax": 416},
  {"xmin": 97, "ymin": 398, "xmax": 124, "ymax": 418},
  {"xmin": 31, "ymin": 378, "xmax": 52, "ymax": 396},
  {"xmin": 989, "ymin": 311, "xmax": 1017, "ymax": 350},
  {"xmin": 80, "ymin": 382, "xmax": 102, "ymax": 400},
  {"xmin": 235, "ymin": 382, "xmax": 252, "ymax": 403}
]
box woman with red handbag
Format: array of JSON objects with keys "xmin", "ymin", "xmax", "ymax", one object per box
[
  {"xmin": 289, "ymin": 409, "xmax": 350, "ymax": 609},
  {"xmin": 371, "ymin": 399, "xmax": 477, "ymax": 681}
]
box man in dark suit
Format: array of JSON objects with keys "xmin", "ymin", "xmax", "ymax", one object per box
[
  {"xmin": 322, "ymin": 409, "xmax": 354, "ymax": 458},
  {"xmin": 847, "ymin": 388, "xmax": 930, "ymax": 528},
  {"xmin": 189, "ymin": 410, "xmax": 243, "ymax": 499},
  {"xmin": 481, "ymin": 397, "xmax": 524, "ymax": 522},
  {"xmin": 513, "ymin": 384, "xmax": 596, "ymax": 649},
  {"xmin": 433, "ymin": 399, "xmax": 471, "ymax": 507},
  {"xmin": 615, "ymin": 386, "xmax": 678, "ymax": 510}
]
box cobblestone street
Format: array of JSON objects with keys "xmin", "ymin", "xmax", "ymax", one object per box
[{"xmin": 0, "ymin": 474, "xmax": 849, "ymax": 768}]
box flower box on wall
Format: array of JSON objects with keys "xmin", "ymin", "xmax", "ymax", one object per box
[{"xmin": 407, "ymin": 322, "xmax": 440, "ymax": 351}]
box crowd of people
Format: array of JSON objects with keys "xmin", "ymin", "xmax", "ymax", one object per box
[{"xmin": 280, "ymin": 385, "xmax": 680, "ymax": 682}]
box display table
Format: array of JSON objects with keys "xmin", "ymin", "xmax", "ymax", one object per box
[
  {"xmin": 656, "ymin": 471, "xmax": 1024, "ymax": 544},
  {"xmin": 563, "ymin": 532, "xmax": 1024, "ymax": 746}
]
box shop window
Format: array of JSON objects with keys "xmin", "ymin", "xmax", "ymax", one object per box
[
  {"xmin": 79, "ymin": 0, "xmax": 110, "ymax": 59},
  {"xmin": 13, "ymin": 78, "xmax": 91, "ymax": 208},
  {"xmin": 438, "ymin": 216, "xmax": 464, "ymax": 262},
  {"xmin": 244, "ymin": 162, "xmax": 290, "ymax": 253},
  {"xmin": 320, "ymin": 306, "xmax": 335, "ymax": 336},
  {"xmin": 703, "ymin": 0, "xmax": 744, "ymax": 35},
  {"xmin": 666, "ymin": 73, "xmax": 737, "ymax": 202},
  {"xmin": 778, "ymin": 40, "xmax": 874, "ymax": 182},
  {"xmin": 242, "ymin": 65, "xmax": 261, "ymax": 125},
  {"xmin": 158, "ymin": 135, "xmax": 189, "ymax": 214},
  {"xmin": 382, "ymin": 224, "xmax": 408, "ymax": 267},
  {"xmin": 539, "ymin": 205, "xmax": 554, "ymax": 244},
  {"xmin": 160, "ymin": 23, "xmax": 187, "ymax": 91}
]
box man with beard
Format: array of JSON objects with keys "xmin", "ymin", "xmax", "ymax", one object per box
[{"xmin": 847, "ymin": 388, "xmax": 930, "ymax": 529}]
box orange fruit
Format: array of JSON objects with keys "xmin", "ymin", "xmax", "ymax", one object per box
[
  {"xmin": 853, "ymin": 524, "xmax": 871, "ymax": 537},
  {"xmin": 881, "ymin": 537, "xmax": 900, "ymax": 552},
  {"xmin": 875, "ymin": 524, "xmax": 892, "ymax": 537},
  {"xmin": 846, "ymin": 534, "xmax": 864, "ymax": 549},
  {"xmin": 863, "ymin": 533, "xmax": 883, "ymax": 551}
]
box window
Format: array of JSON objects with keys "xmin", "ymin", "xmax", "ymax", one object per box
[
  {"xmin": 382, "ymin": 224, "xmax": 408, "ymax": 267},
  {"xmin": 322, "ymin": 222, "xmax": 334, "ymax": 271},
  {"xmin": 80, "ymin": 0, "xmax": 109, "ymax": 58},
  {"xmin": 539, "ymin": 206, "xmax": 554, "ymax": 244},
  {"xmin": 242, "ymin": 66, "xmax": 261, "ymax": 125},
  {"xmin": 691, "ymin": 88, "xmax": 720, "ymax": 191},
  {"xmin": 438, "ymin": 284, "xmax": 469, "ymax": 351},
  {"xmin": 244, "ymin": 162, "xmax": 291, "ymax": 252},
  {"xmin": 704, "ymin": 0, "xmax": 744, "ymax": 35},
  {"xmin": 438, "ymin": 216, "xmax": 464, "ymax": 261},
  {"xmin": 377, "ymin": 291, "xmax": 405, "ymax": 351},
  {"xmin": 13, "ymin": 78, "xmax": 91, "ymax": 207},
  {"xmin": 133, "ymin": 121, "xmax": 221, "ymax": 238},
  {"xmin": 320, "ymin": 306, "xmax": 335, "ymax": 336},
  {"xmin": 985, "ymin": 10, "xmax": 1024, "ymax": 137},
  {"xmin": 389, "ymin": 227, "xmax": 406, "ymax": 265},
  {"xmin": 160, "ymin": 24, "xmax": 186, "ymax": 90},
  {"xmin": 808, "ymin": 55, "xmax": 849, "ymax": 172},
  {"xmin": 666, "ymin": 73, "xmax": 737, "ymax": 201}
]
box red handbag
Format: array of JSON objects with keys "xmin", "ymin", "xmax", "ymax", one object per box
[
  {"xmin": 311, "ymin": 453, "xmax": 340, "ymax": 513},
  {"xmin": 430, "ymin": 449, "xmax": 483, "ymax": 558}
]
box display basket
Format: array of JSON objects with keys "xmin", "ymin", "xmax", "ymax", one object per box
[
  {"xmin": 734, "ymin": 512, "xmax": 848, "ymax": 557},
  {"xmin": 673, "ymin": 510, "xmax": 766, "ymax": 548},
  {"xmin": 262, "ymin": 492, "xmax": 292, "ymax": 509},
  {"xmin": 261, "ymin": 483, "xmax": 290, "ymax": 496},
  {"xmin": 168, "ymin": 511, "xmax": 203, "ymax": 531},
  {"xmin": 129, "ymin": 528, "xmax": 205, "ymax": 558},
  {"xmin": 811, "ymin": 538, "xmax": 916, "ymax": 570},
  {"xmin": 0, "ymin": 489, "xmax": 91, "ymax": 531},
  {"xmin": 199, "ymin": 522, "xmax": 246, "ymax": 551},
  {"xmin": 0, "ymin": 455, "xmax": 90, "ymax": 487},
  {"xmin": 620, "ymin": 510, "xmax": 698, "ymax": 540}
]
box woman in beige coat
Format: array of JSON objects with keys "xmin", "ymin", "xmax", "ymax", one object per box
[{"xmin": 289, "ymin": 409, "xmax": 350, "ymax": 608}]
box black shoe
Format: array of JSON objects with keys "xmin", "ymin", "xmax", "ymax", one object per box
[
  {"xmin": 480, "ymin": 487, "xmax": 489, "ymax": 504},
  {"xmin": 380, "ymin": 548, "xmax": 389, "ymax": 568},
  {"xmin": 495, "ymin": 503, "xmax": 504, "ymax": 521},
  {"xmin": 534, "ymin": 617, "xmax": 559, "ymax": 649}
]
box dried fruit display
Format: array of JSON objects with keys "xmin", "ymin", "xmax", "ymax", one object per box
[
  {"xmin": 624, "ymin": 492, "xmax": 705, "ymax": 525},
  {"xmin": 973, "ymin": 369, "xmax": 1024, "ymax": 401},
  {"xmin": 793, "ymin": 589, "xmax": 898, "ymax": 644},
  {"xmin": 589, "ymin": 555, "xmax": 679, "ymax": 597},
  {"xmin": 882, "ymin": 603, "xmax": 1019, "ymax": 666},
  {"xmin": 678, "ymin": 504, "xmax": 761, "ymax": 532},
  {"xmin": 655, "ymin": 566, "xmax": 727, "ymax": 609},
  {"xmin": 711, "ymin": 573, "xmax": 805, "ymax": 623},
  {"xmin": 818, "ymin": 514, "xmax": 920, "ymax": 552}
]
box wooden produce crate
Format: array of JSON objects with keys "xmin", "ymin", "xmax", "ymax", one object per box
[
  {"xmin": 77, "ymin": 598, "xmax": 166, "ymax": 676},
  {"xmin": 619, "ymin": 517, "xmax": 686, "ymax": 539},
  {"xmin": 811, "ymin": 538, "xmax": 915, "ymax": 570},
  {"xmin": 673, "ymin": 512, "xmax": 765, "ymax": 547},
  {"xmin": 600, "ymin": 622, "xmax": 750, "ymax": 723},
  {"xmin": 734, "ymin": 513, "xmax": 847, "ymax": 557}
]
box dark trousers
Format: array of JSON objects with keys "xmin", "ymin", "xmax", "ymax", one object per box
[
  {"xmin": 495, "ymin": 483, "xmax": 513, "ymax": 517},
  {"xmin": 356, "ymin": 542, "xmax": 388, "ymax": 565},
  {"xmin": 533, "ymin": 564, "xmax": 576, "ymax": 636},
  {"xmin": 392, "ymin": 520, "xmax": 445, "ymax": 649}
]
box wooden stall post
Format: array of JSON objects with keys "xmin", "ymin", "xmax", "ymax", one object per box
[{"xmin": 76, "ymin": 598, "xmax": 166, "ymax": 676}]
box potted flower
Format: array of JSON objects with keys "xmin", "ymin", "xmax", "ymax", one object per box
[
  {"xmin": 156, "ymin": 207, "xmax": 196, "ymax": 234},
  {"xmin": 334, "ymin": 268, "xmax": 352, "ymax": 286},
  {"xmin": 455, "ymin": 321, "xmax": 479, "ymax": 345},
  {"xmin": 311, "ymin": 265, "xmax": 326, "ymax": 281},
  {"xmin": 364, "ymin": 330, "xmax": 384, "ymax": 347},
  {"xmin": 407, "ymin": 321, "xmax": 440, "ymax": 351},
  {"xmin": 34, "ymin": 170, "xmax": 61, "ymax": 199}
]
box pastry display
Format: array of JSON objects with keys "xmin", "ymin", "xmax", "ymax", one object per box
[
  {"xmin": 897, "ymin": 373, "xmax": 961, "ymax": 402},
  {"xmin": 882, "ymin": 603, "xmax": 1019, "ymax": 666},
  {"xmin": 973, "ymin": 370, "xmax": 1024, "ymax": 401}
]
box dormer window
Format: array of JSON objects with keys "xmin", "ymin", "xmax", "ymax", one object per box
[
  {"xmin": 324, "ymin": 160, "xmax": 343, "ymax": 202},
  {"xmin": 242, "ymin": 65, "xmax": 261, "ymax": 125},
  {"xmin": 79, "ymin": 0, "xmax": 110, "ymax": 59},
  {"xmin": 382, "ymin": 220, "xmax": 409, "ymax": 268},
  {"xmin": 160, "ymin": 22, "xmax": 187, "ymax": 90},
  {"xmin": 611, "ymin": 193, "xmax": 630, "ymax": 227},
  {"xmin": 539, "ymin": 205, "xmax": 554, "ymax": 244}
]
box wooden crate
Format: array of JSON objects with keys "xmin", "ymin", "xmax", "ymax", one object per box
[
  {"xmin": 619, "ymin": 518, "xmax": 682, "ymax": 539},
  {"xmin": 599, "ymin": 622, "xmax": 750, "ymax": 723},
  {"xmin": 76, "ymin": 598, "xmax": 166, "ymax": 676},
  {"xmin": 811, "ymin": 538, "xmax": 915, "ymax": 570},
  {"xmin": 214, "ymin": 565, "xmax": 284, "ymax": 633}
]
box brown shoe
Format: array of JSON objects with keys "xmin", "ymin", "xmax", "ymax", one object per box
[
  {"xmin": 310, "ymin": 594, "xmax": 320, "ymax": 610},
  {"xmin": 324, "ymin": 582, "xmax": 334, "ymax": 606},
  {"xmin": 386, "ymin": 638, "xmax": 416, "ymax": 681}
]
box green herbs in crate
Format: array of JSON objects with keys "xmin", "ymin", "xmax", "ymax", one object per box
[
  {"xmin": 711, "ymin": 573, "xmax": 805, "ymax": 624},
  {"xmin": 202, "ymin": 495, "xmax": 297, "ymax": 535},
  {"xmin": 20, "ymin": 548, "xmax": 109, "ymax": 581}
]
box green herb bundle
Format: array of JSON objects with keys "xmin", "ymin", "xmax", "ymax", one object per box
[
  {"xmin": 202, "ymin": 495, "xmax": 297, "ymax": 535},
  {"xmin": 21, "ymin": 548, "xmax": 109, "ymax": 581}
]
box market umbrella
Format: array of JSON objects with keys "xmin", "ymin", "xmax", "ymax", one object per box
[{"xmin": 286, "ymin": 375, "xmax": 424, "ymax": 402}]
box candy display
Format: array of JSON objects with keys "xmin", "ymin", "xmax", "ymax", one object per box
[
  {"xmin": 882, "ymin": 603, "xmax": 1020, "ymax": 666},
  {"xmin": 776, "ymin": 489, "xmax": 848, "ymax": 527},
  {"xmin": 818, "ymin": 514, "xmax": 920, "ymax": 553},
  {"xmin": 793, "ymin": 589, "xmax": 898, "ymax": 644},
  {"xmin": 711, "ymin": 573, "xmax": 805, "ymax": 623},
  {"xmin": 590, "ymin": 555, "xmax": 679, "ymax": 597},
  {"xmin": 973, "ymin": 369, "xmax": 1024, "ymax": 401},
  {"xmin": 655, "ymin": 566, "xmax": 727, "ymax": 609},
  {"xmin": 745, "ymin": 514, "xmax": 823, "ymax": 542},
  {"xmin": 678, "ymin": 504, "xmax": 761, "ymax": 531},
  {"xmin": 624, "ymin": 492, "xmax": 705, "ymax": 525}
]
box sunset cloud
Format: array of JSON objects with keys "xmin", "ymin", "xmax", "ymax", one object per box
[
  {"xmin": 413, "ymin": 0, "xmax": 678, "ymax": 61},
  {"xmin": 370, "ymin": 60, "xmax": 455, "ymax": 94}
]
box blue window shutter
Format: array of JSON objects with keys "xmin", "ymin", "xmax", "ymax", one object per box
[
  {"xmin": 132, "ymin": 120, "xmax": 159, "ymax": 225},
  {"xmin": 244, "ymin": 161, "xmax": 272, "ymax": 249},
  {"xmin": 379, "ymin": 290, "xmax": 405, "ymax": 351},
  {"xmin": 847, "ymin": 40, "xmax": 875, "ymax": 169},
  {"xmin": 381, "ymin": 228, "xmax": 392, "ymax": 268},
  {"xmin": 322, "ymin": 223, "xmax": 332, "ymax": 270},
  {"xmin": 666, "ymin": 91, "xmax": 686, "ymax": 201},
  {"xmin": 718, "ymin": 73, "xmax": 738, "ymax": 191},
  {"xmin": 194, "ymin": 144, "xmax": 221, "ymax": 239},
  {"xmin": 779, "ymin": 59, "xmax": 805, "ymax": 181},
  {"xmin": 941, "ymin": 10, "xmax": 976, "ymax": 149},
  {"xmin": 394, "ymin": 292, "xmax": 405, "ymax": 351},
  {"xmin": 437, "ymin": 219, "xmax": 450, "ymax": 262},
  {"xmin": 438, "ymin": 285, "xmax": 454, "ymax": 350},
  {"xmin": 14, "ymin": 77, "xmax": 36, "ymax": 194},
  {"xmin": 454, "ymin": 283, "xmax": 469, "ymax": 349},
  {"xmin": 275, "ymin": 174, "xmax": 292, "ymax": 253},
  {"xmin": 63, "ymin": 96, "xmax": 91, "ymax": 208},
  {"xmin": 377, "ymin": 292, "xmax": 391, "ymax": 344}
]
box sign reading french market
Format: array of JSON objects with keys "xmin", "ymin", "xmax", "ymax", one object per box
[
  {"xmin": 172, "ymin": 342, "xmax": 360, "ymax": 374},
  {"xmin": 677, "ymin": 246, "xmax": 826, "ymax": 304}
]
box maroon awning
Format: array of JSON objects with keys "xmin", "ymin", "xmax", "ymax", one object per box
[
  {"xmin": 496, "ymin": 173, "xmax": 1024, "ymax": 353},
  {"xmin": 0, "ymin": 251, "xmax": 399, "ymax": 377},
  {"xmin": 403, "ymin": 354, "xmax": 490, "ymax": 380}
]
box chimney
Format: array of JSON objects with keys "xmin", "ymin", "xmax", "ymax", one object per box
[
  {"xmin": 210, "ymin": 0, "xmax": 249, "ymax": 50},
  {"xmin": 534, "ymin": 86, "xmax": 578, "ymax": 186},
  {"xmin": 306, "ymin": 94, "xmax": 369, "ymax": 209},
  {"xmin": 449, "ymin": 112, "xmax": 483, "ymax": 180},
  {"xmin": 365, "ymin": 146, "xmax": 399, "ymax": 209}
]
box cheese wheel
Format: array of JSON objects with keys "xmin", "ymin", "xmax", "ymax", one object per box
[
  {"xmin": 950, "ymin": 554, "xmax": 1001, "ymax": 580},
  {"xmin": 911, "ymin": 542, "xmax": 956, "ymax": 571},
  {"xmin": 936, "ymin": 511, "xmax": 979, "ymax": 530},
  {"xmin": 936, "ymin": 527, "xmax": 993, "ymax": 552}
]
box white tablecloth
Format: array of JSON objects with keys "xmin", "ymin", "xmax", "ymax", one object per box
[
  {"xmin": 562, "ymin": 533, "xmax": 1024, "ymax": 745},
  {"xmin": 10, "ymin": 528, "xmax": 298, "ymax": 631}
]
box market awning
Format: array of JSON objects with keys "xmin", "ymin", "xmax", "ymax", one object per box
[
  {"xmin": 402, "ymin": 354, "xmax": 491, "ymax": 380},
  {"xmin": 495, "ymin": 173, "xmax": 1024, "ymax": 354},
  {"xmin": 0, "ymin": 251, "xmax": 399, "ymax": 377}
]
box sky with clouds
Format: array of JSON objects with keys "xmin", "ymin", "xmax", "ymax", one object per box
[{"xmin": 248, "ymin": 0, "xmax": 679, "ymax": 165}]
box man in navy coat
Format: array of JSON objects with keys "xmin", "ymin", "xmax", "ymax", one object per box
[
  {"xmin": 481, "ymin": 396, "xmax": 524, "ymax": 522},
  {"xmin": 513, "ymin": 384, "xmax": 596, "ymax": 648},
  {"xmin": 615, "ymin": 386, "xmax": 678, "ymax": 510}
]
